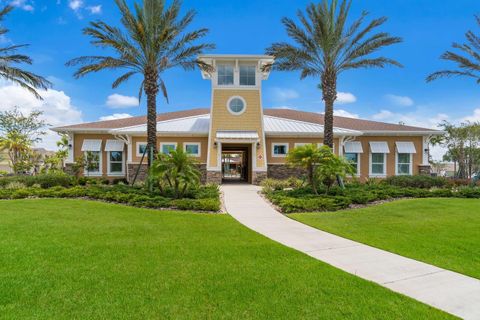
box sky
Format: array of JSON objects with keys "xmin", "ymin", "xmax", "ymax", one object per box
[{"xmin": 1, "ymin": 0, "xmax": 480, "ymax": 158}]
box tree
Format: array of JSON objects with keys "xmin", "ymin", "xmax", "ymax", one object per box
[
  {"xmin": 67, "ymin": 0, "xmax": 214, "ymax": 165},
  {"xmin": 427, "ymin": 16, "xmax": 480, "ymax": 84},
  {"xmin": 0, "ymin": 6, "xmax": 50, "ymax": 99},
  {"xmin": 150, "ymin": 148, "xmax": 201, "ymax": 198},
  {"xmin": 314, "ymin": 150, "xmax": 354, "ymax": 192},
  {"xmin": 266, "ymin": 0, "xmax": 402, "ymax": 147},
  {"xmin": 0, "ymin": 108, "xmax": 46, "ymax": 174},
  {"xmin": 286, "ymin": 143, "xmax": 325, "ymax": 194}
]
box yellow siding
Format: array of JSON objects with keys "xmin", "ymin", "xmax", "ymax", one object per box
[{"xmin": 208, "ymin": 89, "xmax": 265, "ymax": 168}]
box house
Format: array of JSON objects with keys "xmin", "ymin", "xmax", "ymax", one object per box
[{"xmin": 52, "ymin": 54, "xmax": 441, "ymax": 184}]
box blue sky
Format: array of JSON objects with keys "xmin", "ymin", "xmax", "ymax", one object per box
[{"xmin": 2, "ymin": 0, "xmax": 480, "ymax": 152}]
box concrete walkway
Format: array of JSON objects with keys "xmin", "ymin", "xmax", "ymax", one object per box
[{"xmin": 221, "ymin": 184, "xmax": 480, "ymax": 320}]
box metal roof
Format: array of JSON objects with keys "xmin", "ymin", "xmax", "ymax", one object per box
[
  {"xmin": 111, "ymin": 115, "xmax": 210, "ymax": 135},
  {"xmin": 263, "ymin": 116, "xmax": 362, "ymax": 136}
]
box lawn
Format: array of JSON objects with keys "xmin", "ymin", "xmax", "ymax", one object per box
[
  {"xmin": 0, "ymin": 199, "xmax": 453, "ymax": 319},
  {"xmin": 291, "ymin": 198, "xmax": 480, "ymax": 279}
]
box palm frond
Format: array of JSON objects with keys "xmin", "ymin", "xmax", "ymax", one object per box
[
  {"xmin": 112, "ymin": 70, "xmax": 137, "ymax": 88},
  {"xmin": 426, "ymin": 70, "xmax": 479, "ymax": 83}
]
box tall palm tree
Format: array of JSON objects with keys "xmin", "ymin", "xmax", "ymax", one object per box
[
  {"xmin": 266, "ymin": 0, "xmax": 402, "ymax": 148},
  {"xmin": 67, "ymin": 0, "xmax": 214, "ymax": 163},
  {"xmin": 0, "ymin": 6, "xmax": 50, "ymax": 99},
  {"xmin": 427, "ymin": 16, "xmax": 480, "ymax": 84}
]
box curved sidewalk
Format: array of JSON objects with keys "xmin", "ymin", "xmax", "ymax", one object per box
[{"xmin": 222, "ymin": 184, "xmax": 480, "ymax": 320}]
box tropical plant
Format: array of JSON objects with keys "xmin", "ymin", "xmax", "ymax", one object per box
[
  {"xmin": 0, "ymin": 131, "xmax": 32, "ymax": 174},
  {"xmin": 0, "ymin": 6, "xmax": 50, "ymax": 99},
  {"xmin": 315, "ymin": 151, "xmax": 355, "ymax": 192},
  {"xmin": 266, "ymin": 0, "xmax": 402, "ymax": 147},
  {"xmin": 427, "ymin": 16, "xmax": 480, "ymax": 84},
  {"xmin": 150, "ymin": 148, "xmax": 201, "ymax": 198},
  {"xmin": 286, "ymin": 144, "xmax": 330, "ymax": 194},
  {"xmin": 67, "ymin": 0, "xmax": 214, "ymax": 165}
]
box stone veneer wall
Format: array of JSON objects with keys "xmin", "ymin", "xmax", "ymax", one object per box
[
  {"xmin": 206, "ymin": 171, "xmax": 222, "ymax": 185},
  {"xmin": 267, "ymin": 164, "xmax": 306, "ymax": 180},
  {"xmin": 252, "ymin": 171, "xmax": 268, "ymax": 185},
  {"xmin": 128, "ymin": 164, "xmax": 207, "ymax": 184}
]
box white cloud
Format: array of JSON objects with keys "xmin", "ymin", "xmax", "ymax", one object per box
[
  {"xmin": 334, "ymin": 109, "xmax": 359, "ymax": 118},
  {"xmin": 87, "ymin": 5, "xmax": 102, "ymax": 14},
  {"xmin": 106, "ymin": 94, "xmax": 139, "ymax": 109},
  {"xmin": 68, "ymin": 0, "xmax": 83, "ymax": 11},
  {"xmin": 99, "ymin": 113, "xmax": 133, "ymax": 121},
  {"xmin": 385, "ymin": 94, "xmax": 414, "ymax": 107},
  {"xmin": 336, "ymin": 92, "xmax": 357, "ymax": 104},
  {"xmin": 370, "ymin": 109, "xmax": 448, "ymax": 129},
  {"xmin": 10, "ymin": 0, "xmax": 34, "ymax": 11},
  {"xmin": 461, "ymin": 108, "xmax": 480, "ymax": 123},
  {"xmin": 0, "ymin": 82, "xmax": 83, "ymax": 151},
  {"xmin": 270, "ymin": 88, "xmax": 299, "ymax": 101}
]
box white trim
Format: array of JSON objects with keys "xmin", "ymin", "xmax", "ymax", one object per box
[
  {"xmin": 83, "ymin": 151, "xmax": 102, "ymax": 177},
  {"xmin": 258, "ymin": 86, "xmax": 268, "ymax": 171},
  {"xmin": 184, "ymin": 142, "xmax": 201, "ymax": 157},
  {"xmin": 66, "ymin": 133, "xmax": 74, "ymax": 164},
  {"xmin": 136, "ymin": 142, "xmax": 148, "ymax": 157},
  {"xmin": 272, "ymin": 143, "xmax": 289, "ymax": 158},
  {"xmin": 395, "ymin": 152, "xmax": 413, "ymax": 176},
  {"xmin": 160, "ymin": 142, "xmax": 178, "ymax": 154},
  {"xmin": 369, "ymin": 152, "xmax": 387, "ymax": 178},
  {"xmin": 127, "ymin": 136, "xmax": 133, "ymax": 163},
  {"xmin": 107, "ymin": 150, "xmax": 125, "ymax": 177},
  {"xmin": 226, "ymin": 96, "xmax": 247, "ymax": 116}
]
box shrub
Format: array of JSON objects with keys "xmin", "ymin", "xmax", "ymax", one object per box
[
  {"xmin": 384, "ymin": 175, "xmax": 448, "ymax": 189},
  {"xmin": 4, "ymin": 181, "xmax": 27, "ymax": 190},
  {"xmin": 0, "ymin": 173, "xmax": 74, "ymax": 189},
  {"xmin": 172, "ymin": 198, "xmax": 221, "ymax": 212}
]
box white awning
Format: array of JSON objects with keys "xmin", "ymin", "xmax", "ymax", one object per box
[
  {"xmin": 81, "ymin": 139, "xmax": 102, "ymax": 152},
  {"xmin": 344, "ymin": 141, "xmax": 364, "ymax": 153},
  {"xmin": 216, "ymin": 131, "xmax": 259, "ymax": 140},
  {"xmin": 369, "ymin": 141, "xmax": 390, "ymax": 153},
  {"xmin": 396, "ymin": 141, "xmax": 417, "ymax": 154},
  {"xmin": 105, "ymin": 139, "xmax": 125, "ymax": 152}
]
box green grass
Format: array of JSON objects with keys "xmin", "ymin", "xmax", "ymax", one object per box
[
  {"xmin": 291, "ymin": 198, "xmax": 480, "ymax": 280},
  {"xmin": 0, "ymin": 199, "xmax": 453, "ymax": 319}
]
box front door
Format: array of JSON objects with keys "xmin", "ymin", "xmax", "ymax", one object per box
[{"xmin": 221, "ymin": 144, "xmax": 251, "ymax": 183}]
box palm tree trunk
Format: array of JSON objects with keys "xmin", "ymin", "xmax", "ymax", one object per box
[
  {"xmin": 144, "ymin": 68, "xmax": 159, "ymax": 167},
  {"xmin": 321, "ymin": 70, "xmax": 337, "ymax": 148}
]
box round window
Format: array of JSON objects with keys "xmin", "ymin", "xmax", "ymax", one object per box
[{"xmin": 228, "ymin": 97, "xmax": 246, "ymax": 115}]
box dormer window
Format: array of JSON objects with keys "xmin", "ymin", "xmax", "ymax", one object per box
[
  {"xmin": 217, "ymin": 64, "xmax": 234, "ymax": 85},
  {"xmin": 240, "ymin": 65, "xmax": 256, "ymax": 86}
]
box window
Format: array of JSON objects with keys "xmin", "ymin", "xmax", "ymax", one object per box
[
  {"xmin": 370, "ymin": 153, "xmax": 386, "ymax": 176},
  {"xmin": 227, "ymin": 96, "xmax": 246, "ymax": 115},
  {"xmin": 84, "ymin": 151, "xmax": 101, "ymax": 176},
  {"xmin": 108, "ymin": 151, "xmax": 124, "ymax": 175},
  {"xmin": 240, "ymin": 65, "xmax": 256, "ymax": 86},
  {"xmin": 184, "ymin": 142, "xmax": 201, "ymax": 157},
  {"xmin": 161, "ymin": 143, "xmax": 177, "ymax": 155},
  {"xmin": 136, "ymin": 142, "xmax": 148, "ymax": 157},
  {"xmin": 397, "ymin": 153, "xmax": 412, "ymax": 175},
  {"xmin": 345, "ymin": 153, "xmax": 360, "ymax": 174},
  {"xmin": 272, "ymin": 143, "xmax": 289, "ymax": 157},
  {"xmin": 217, "ymin": 64, "xmax": 234, "ymax": 85}
]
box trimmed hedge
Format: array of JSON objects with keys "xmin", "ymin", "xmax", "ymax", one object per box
[
  {"xmin": 0, "ymin": 184, "xmax": 221, "ymax": 212},
  {"xmin": 0, "ymin": 173, "xmax": 74, "ymax": 189}
]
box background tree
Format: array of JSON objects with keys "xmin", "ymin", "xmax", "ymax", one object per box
[
  {"xmin": 67, "ymin": 0, "xmax": 214, "ymax": 165},
  {"xmin": 0, "ymin": 108, "xmax": 46, "ymax": 174},
  {"xmin": 427, "ymin": 16, "xmax": 480, "ymax": 84},
  {"xmin": 0, "ymin": 6, "xmax": 50, "ymax": 99},
  {"xmin": 266, "ymin": 0, "xmax": 402, "ymax": 147}
]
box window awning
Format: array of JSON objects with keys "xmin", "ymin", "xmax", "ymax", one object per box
[
  {"xmin": 344, "ymin": 141, "xmax": 363, "ymax": 153},
  {"xmin": 216, "ymin": 130, "xmax": 259, "ymax": 140},
  {"xmin": 81, "ymin": 139, "xmax": 102, "ymax": 152},
  {"xmin": 396, "ymin": 141, "xmax": 417, "ymax": 154},
  {"xmin": 369, "ymin": 141, "xmax": 390, "ymax": 153},
  {"xmin": 105, "ymin": 139, "xmax": 125, "ymax": 152}
]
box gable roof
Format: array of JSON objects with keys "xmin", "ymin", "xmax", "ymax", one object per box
[{"xmin": 52, "ymin": 107, "xmax": 439, "ymax": 133}]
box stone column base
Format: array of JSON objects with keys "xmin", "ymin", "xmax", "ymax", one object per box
[
  {"xmin": 206, "ymin": 171, "xmax": 222, "ymax": 185},
  {"xmin": 252, "ymin": 171, "xmax": 267, "ymax": 185},
  {"xmin": 267, "ymin": 164, "xmax": 306, "ymax": 180},
  {"xmin": 127, "ymin": 163, "xmax": 149, "ymax": 183}
]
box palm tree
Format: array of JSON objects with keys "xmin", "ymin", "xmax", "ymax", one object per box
[
  {"xmin": 286, "ymin": 144, "xmax": 325, "ymax": 194},
  {"xmin": 266, "ymin": 0, "xmax": 402, "ymax": 148},
  {"xmin": 0, "ymin": 6, "xmax": 50, "ymax": 99},
  {"xmin": 67, "ymin": 0, "xmax": 214, "ymax": 165},
  {"xmin": 427, "ymin": 16, "xmax": 480, "ymax": 84},
  {"xmin": 150, "ymin": 148, "xmax": 201, "ymax": 198}
]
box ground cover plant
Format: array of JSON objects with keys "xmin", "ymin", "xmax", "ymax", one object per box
[
  {"xmin": 0, "ymin": 199, "xmax": 454, "ymax": 319},
  {"xmin": 0, "ymin": 173, "xmax": 221, "ymax": 212},
  {"xmin": 262, "ymin": 176, "xmax": 480, "ymax": 213},
  {"xmin": 291, "ymin": 198, "xmax": 480, "ymax": 280}
]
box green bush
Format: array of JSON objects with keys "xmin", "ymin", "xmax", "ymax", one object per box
[
  {"xmin": 384, "ymin": 175, "xmax": 448, "ymax": 189},
  {"xmin": 274, "ymin": 196, "xmax": 351, "ymax": 213},
  {"xmin": 171, "ymin": 198, "xmax": 221, "ymax": 212},
  {"xmin": 0, "ymin": 173, "xmax": 74, "ymax": 189}
]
